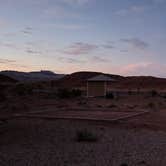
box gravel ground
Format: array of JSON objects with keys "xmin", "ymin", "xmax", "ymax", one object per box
[{"xmin": 0, "ymin": 119, "xmax": 166, "ymax": 166}]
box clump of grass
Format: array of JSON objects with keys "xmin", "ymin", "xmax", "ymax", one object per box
[
  {"xmin": 120, "ymin": 164, "xmax": 128, "ymax": 166},
  {"xmin": 0, "ymin": 92, "xmax": 7, "ymax": 102},
  {"xmin": 108, "ymin": 104, "xmax": 117, "ymax": 108},
  {"xmin": 128, "ymin": 90, "xmax": 132, "ymax": 95},
  {"xmin": 71, "ymin": 89, "xmax": 82, "ymax": 97},
  {"xmin": 97, "ymin": 104, "xmax": 102, "ymax": 108},
  {"xmin": 13, "ymin": 83, "xmax": 33, "ymax": 96},
  {"xmin": 76, "ymin": 129, "xmax": 98, "ymax": 142},
  {"xmin": 77, "ymin": 101, "xmax": 87, "ymax": 105},
  {"xmin": 150, "ymin": 90, "xmax": 158, "ymax": 97},
  {"xmin": 148, "ymin": 102, "xmax": 157, "ymax": 111},
  {"xmin": 128, "ymin": 105, "xmax": 137, "ymax": 109},
  {"xmin": 148, "ymin": 102, "xmax": 155, "ymax": 108},
  {"xmin": 162, "ymin": 95, "xmax": 166, "ymax": 99},
  {"xmin": 57, "ymin": 88, "xmax": 82, "ymax": 99},
  {"xmin": 106, "ymin": 92, "xmax": 114, "ymax": 99}
]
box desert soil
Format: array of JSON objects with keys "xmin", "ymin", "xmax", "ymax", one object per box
[
  {"xmin": 1, "ymin": 93, "xmax": 166, "ymax": 165},
  {"xmin": 1, "ymin": 118, "xmax": 166, "ymax": 166}
]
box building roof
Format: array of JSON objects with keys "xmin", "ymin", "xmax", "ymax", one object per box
[{"xmin": 87, "ymin": 74, "xmax": 115, "ymax": 82}]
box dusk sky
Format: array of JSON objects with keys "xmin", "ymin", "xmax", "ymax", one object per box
[{"xmin": 0, "ymin": 0, "xmax": 166, "ymax": 77}]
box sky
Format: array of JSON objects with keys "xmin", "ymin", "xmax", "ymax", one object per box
[{"xmin": 0, "ymin": 0, "xmax": 166, "ymax": 77}]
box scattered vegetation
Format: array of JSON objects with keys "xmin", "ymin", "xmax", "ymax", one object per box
[
  {"xmin": 57, "ymin": 88, "xmax": 82, "ymax": 99},
  {"xmin": 76, "ymin": 129, "xmax": 98, "ymax": 142},
  {"xmin": 128, "ymin": 105, "xmax": 137, "ymax": 109},
  {"xmin": 97, "ymin": 104, "xmax": 102, "ymax": 108},
  {"xmin": 161, "ymin": 95, "xmax": 166, "ymax": 99},
  {"xmin": 0, "ymin": 91, "xmax": 7, "ymax": 102},
  {"xmin": 128, "ymin": 90, "xmax": 132, "ymax": 95},
  {"xmin": 107, "ymin": 104, "xmax": 117, "ymax": 108},
  {"xmin": 137, "ymin": 87, "xmax": 140, "ymax": 94},
  {"xmin": 148, "ymin": 102, "xmax": 156, "ymax": 110},
  {"xmin": 77, "ymin": 100, "xmax": 87, "ymax": 106},
  {"xmin": 120, "ymin": 164, "xmax": 128, "ymax": 166},
  {"xmin": 106, "ymin": 92, "xmax": 114, "ymax": 99},
  {"xmin": 13, "ymin": 83, "xmax": 33, "ymax": 96},
  {"xmin": 71, "ymin": 89, "xmax": 82, "ymax": 97},
  {"xmin": 137, "ymin": 161, "xmax": 146, "ymax": 165},
  {"xmin": 57, "ymin": 89, "xmax": 70, "ymax": 98},
  {"xmin": 150, "ymin": 90, "xmax": 158, "ymax": 97}
]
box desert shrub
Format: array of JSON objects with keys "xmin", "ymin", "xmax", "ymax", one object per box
[
  {"xmin": 120, "ymin": 164, "xmax": 128, "ymax": 166},
  {"xmin": 106, "ymin": 92, "xmax": 114, "ymax": 99},
  {"xmin": 13, "ymin": 83, "xmax": 33, "ymax": 96},
  {"xmin": 57, "ymin": 88, "xmax": 82, "ymax": 99},
  {"xmin": 0, "ymin": 91, "xmax": 7, "ymax": 102},
  {"xmin": 57, "ymin": 88, "xmax": 71, "ymax": 98},
  {"xmin": 162, "ymin": 95, "xmax": 166, "ymax": 99},
  {"xmin": 76, "ymin": 129, "xmax": 98, "ymax": 142},
  {"xmin": 137, "ymin": 161, "xmax": 146, "ymax": 165},
  {"xmin": 150, "ymin": 90, "xmax": 158, "ymax": 97},
  {"xmin": 97, "ymin": 104, "xmax": 102, "ymax": 108},
  {"xmin": 45, "ymin": 91, "xmax": 58, "ymax": 99},
  {"xmin": 77, "ymin": 100, "xmax": 87, "ymax": 105},
  {"xmin": 128, "ymin": 90, "xmax": 132, "ymax": 95},
  {"xmin": 148, "ymin": 102, "xmax": 156, "ymax": 111},
  {"xmin": 137, "ymin": 87, "xmax": 140, "ymax": 94},
  {"xmin": 108, "ymin": 104, "xmax": 117, "ymax": 108},
  {"xmin": 71, "ymin": 89, "xmax": 82, "ymax": 97}
]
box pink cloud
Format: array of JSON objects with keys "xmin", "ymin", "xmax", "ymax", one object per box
[
  {"xmin": 62, "ymin": 42, "xmax": 98, "ymax": 55},
  {"xmin": 122, "ymin": 62, "xmax": 152, "ymax": 73},
  {"xmin": 118, "ymin": 62, "xmax": 166, "ymax": 77}
]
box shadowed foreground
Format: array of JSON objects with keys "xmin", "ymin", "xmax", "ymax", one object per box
[{"xmin": 0, "ymin": 119, "xmax": 166, "ymax": 166}]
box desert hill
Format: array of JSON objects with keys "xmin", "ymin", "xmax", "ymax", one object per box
[
  {"xmin": 55, "ymin": 72, "xmax": 166, "ymax": 90},
  {"xmin": 56, "ymin": 71, "xmax": 123, "ymax": 88},
  {"xmin": 0, "ymin": 74, "xmax": 17, "ymax": 84},
  {"xmin": 111, "ymin": 76, "xmax": 166, "ymax": 90}
]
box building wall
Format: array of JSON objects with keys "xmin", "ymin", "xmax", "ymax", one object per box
[{"xmin": 87, "ymin": 81, "xmax": 106, "ymax": 97}]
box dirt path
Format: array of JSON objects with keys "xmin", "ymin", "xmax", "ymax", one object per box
[{"xmin": 15, "ymin": 109, "xmax": 149, "ymax": 123}]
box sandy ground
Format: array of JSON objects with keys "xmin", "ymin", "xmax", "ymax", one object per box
[
  {"xmin": 126, "ymin": 109, "xmax": 166, "ymax": 131},
  {"xmin": 1, "ymin": 119, "xmax": 166, "ymax": 166},
  {"xmin": 1, "ymin": 93, "xmax": 166, "ymax": 165},
  {"xmin": 1, "ymin": 94, "xmax": 165, "ymax": 114}
]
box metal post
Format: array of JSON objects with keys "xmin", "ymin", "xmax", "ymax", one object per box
[{"xmin": 87, "ymin": 81, "xmax": 89, "ymax": 97}]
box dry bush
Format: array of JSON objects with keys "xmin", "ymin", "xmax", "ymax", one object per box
[
  {"xmin": 106, "ymin": 92, "xmax": 114, "ymax": 99},
  {"xmin": 76, "ymin": 129, "xmax": 98, "ymax": 142},
  {"xmin": 147, "ymin": 102, "xmax": 157, "ymax": 111},
  {"xmin": 0, "ymin": 91, "xmax": 7, "ymax": 102},
  {"xmin": 57, "ymin": 88, "xmax": 82, "ymax": 99},
  {"xmin": 13, "ymin": 83, "xmax": 33, "ymax": 96},
  {"xmin": 77, "ymin": 100, "xmax": 87, "ymax": 106},
  {"xmin": 107, "ymin": 104, "xmax": 117, "ymax": 108},
  {"xmin": 120, "ymin": 164, "xmax": 128, "ymax": 166},
  {"xmin": 150, "ymin": 90, "xmax": 158, "ymax": 97}
]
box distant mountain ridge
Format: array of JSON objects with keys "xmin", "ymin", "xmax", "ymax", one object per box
[{"xmin": 0, "ymin": 70, "xmax": 65, "ymax": 82}]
